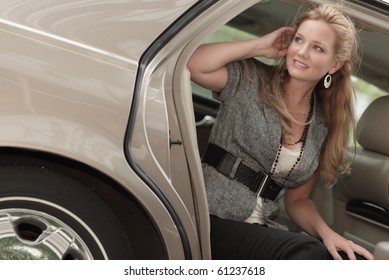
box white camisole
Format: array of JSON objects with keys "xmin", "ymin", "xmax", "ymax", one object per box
[{"xmin": 245, "ymin": 144, "xmax": 303, "ymax": 224}]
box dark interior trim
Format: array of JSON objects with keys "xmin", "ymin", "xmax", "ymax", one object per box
[{"xmin": 347, "ymin": 200, "xmax": 389, "ymax": 226}]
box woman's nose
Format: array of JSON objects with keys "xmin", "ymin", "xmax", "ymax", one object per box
[{"xmin": 297, "ymin": 44, "xmax": 309, "ymax": 57}]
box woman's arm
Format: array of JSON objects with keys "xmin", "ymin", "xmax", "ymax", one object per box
[
  {"xmin": 284, "ymin": 175, "xmax": 374, "ymax": 260},
  {"xmin": 187, "ymin": 27, "xmax": 295, "ymax": 92}
]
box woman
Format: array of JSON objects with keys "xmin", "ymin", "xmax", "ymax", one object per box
[{"xmin": 187, "ymin": 4, "xmax": 373, "ymax": 260}]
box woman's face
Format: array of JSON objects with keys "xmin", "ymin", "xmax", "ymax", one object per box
[{"xmin": 286, "ymin": 19, "xmax": 341, "ymax": 86}]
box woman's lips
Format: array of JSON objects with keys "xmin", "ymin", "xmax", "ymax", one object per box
[{"xmin": 293, "ymin": 59, "xmax": 308, "ymax": 68}]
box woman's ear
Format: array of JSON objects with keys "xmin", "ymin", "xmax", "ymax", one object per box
[{"xmin": 329, "ymin": 60, "xmax": 345, "ymax": 74}]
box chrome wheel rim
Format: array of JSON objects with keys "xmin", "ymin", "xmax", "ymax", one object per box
[{"xmin": 0, "ymin": 200, "xmax": 99, "ymax": 260}]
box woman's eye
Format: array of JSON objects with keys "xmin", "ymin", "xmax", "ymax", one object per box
[
  {"xmin": 294, "ymin": 37, "xmax": 302, "ymax": 43},
  {"xmin": 314, "ymin": 45, "xmax": 324, "ymax": 52}
]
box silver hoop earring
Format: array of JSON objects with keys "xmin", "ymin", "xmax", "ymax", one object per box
[{"xmin": 324, "ymin": 74, "xmax": 332, "ymax": 89}]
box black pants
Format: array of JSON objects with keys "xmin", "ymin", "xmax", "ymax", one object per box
[{"xmin": 210, "ymin": 215, "xmax": 364, "ymax": 260}]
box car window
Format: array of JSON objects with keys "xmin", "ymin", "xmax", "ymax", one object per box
[
  {"xmin": 353, "ymin": 77, "xmax": 387, "ymax": 120},
  {"xmin": 192, "ymin": 24, "xmax": 388, "ymax": 123},
  {"xmin": 191, "ymin": 25, "xmax": 257, "ymax": 98}
]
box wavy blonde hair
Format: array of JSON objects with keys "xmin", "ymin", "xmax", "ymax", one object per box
[{"xmin": 260, "ymin": 3, "xmax": 360, "ymax": 186}]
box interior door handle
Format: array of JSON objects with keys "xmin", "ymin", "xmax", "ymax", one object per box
[{"xmin": 196, "ymin": 115, "xmax": 215, "ymax": 128}]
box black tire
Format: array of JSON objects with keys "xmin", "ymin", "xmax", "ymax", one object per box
[{"xmin": 0, "ymin": 157, "xmax": 135, "ymax": 260}]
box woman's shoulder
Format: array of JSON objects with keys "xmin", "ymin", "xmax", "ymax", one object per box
[
  {"xmin": 244, "ymin": 59, "xmax": 276, "ymax": 80},
  {"xmin": 226, "ymin": 58, "xmax": 275, "ymax": 84},
  {"xmin": 217, "ymin": 59, "xmax": 275, "ymax": 102}
]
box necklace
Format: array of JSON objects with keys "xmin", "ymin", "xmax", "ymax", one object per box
[
  {"xmin": 270, "ymin": 95, "xmax": 314, "ymax": 185},
  {"xmin": 282, "ymin": 123, "xmax": 310, "ymax": 145}
]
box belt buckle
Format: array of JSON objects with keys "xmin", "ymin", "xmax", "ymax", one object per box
[{"xmin": 253, "ymin": 173, "xmax": 269, "ymax": 197}]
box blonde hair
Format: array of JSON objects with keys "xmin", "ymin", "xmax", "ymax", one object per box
[{"xmin": 261, "ymin": 4, "xmax": 360, "ymax": 186}]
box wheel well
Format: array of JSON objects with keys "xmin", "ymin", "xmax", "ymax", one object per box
[{"xmin": 0, "ymin": 147, "xmax": 167, "ymax": 259}]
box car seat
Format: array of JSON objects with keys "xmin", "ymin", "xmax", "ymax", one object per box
[{"xmin": 333, "ymin": 95, "xmax": 389, "ymax": 256}]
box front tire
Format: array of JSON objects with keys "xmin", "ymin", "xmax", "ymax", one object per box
[{"xmin": 0, "ymin": 157, "xmax": 135, "ymax": 260}]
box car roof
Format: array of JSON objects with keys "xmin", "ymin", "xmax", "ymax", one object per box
[{"xmin": 0, "ymin": 0, "xmax": 197, "ymax": 66}]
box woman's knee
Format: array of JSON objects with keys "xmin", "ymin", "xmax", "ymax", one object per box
[{"xmin": 283, "ymin": 235, "xmax": 330, "ymax": 260}]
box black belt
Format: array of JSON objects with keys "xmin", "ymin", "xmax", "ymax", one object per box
[{"xmin": 202, "ymin": 144, "xmax": 283, "ymax": 201}]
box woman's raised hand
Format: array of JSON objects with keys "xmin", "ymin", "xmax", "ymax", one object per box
[
  {"xmin": 187, "ymin": 27, "xmax": 295, "ymax": 92},
  {"xmin": 255, "ymin": 27, "xmax": 295, "ymax": 59}
]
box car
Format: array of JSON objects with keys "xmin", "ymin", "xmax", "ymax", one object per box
[{"xmin": 0, "ymin": 0, "xmax": 388, "ymax": 260}]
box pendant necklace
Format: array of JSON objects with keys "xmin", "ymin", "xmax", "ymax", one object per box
[{"xmin": 270, "ymin": 94, "xmax": 314, "ymax": 185}]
